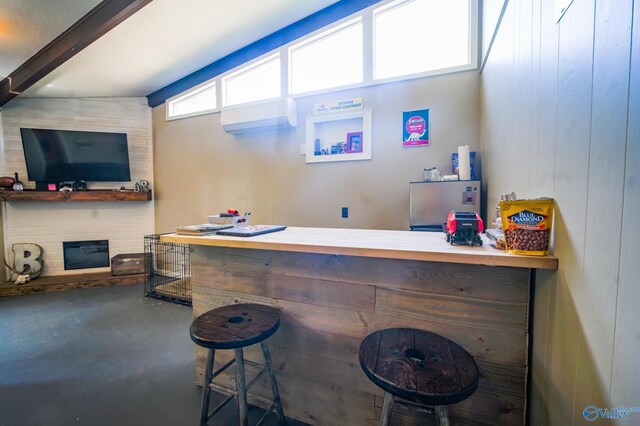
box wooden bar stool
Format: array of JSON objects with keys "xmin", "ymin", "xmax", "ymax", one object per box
[
  {"xmin": 190, "ymin": 303, "xmax": 286, "ymax": 426},
  {"xmin": 359, "ymin": 328, "xmax": 479, "ymax": 426}
]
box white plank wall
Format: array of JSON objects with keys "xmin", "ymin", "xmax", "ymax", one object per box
[
  {"xmin": 612, "ymin": 0, "xmax": 640, "ymax": 410},
  {"xmin": 576, "ymin": 0, "xmax": 631, "ymax": 415},
  {"xmin": 1, "ymin": 98, "xmax": 154, "ymax": 277},
  {"xmin": 481, "ymin": 0, "xmax": 640, "ymax": 424}
]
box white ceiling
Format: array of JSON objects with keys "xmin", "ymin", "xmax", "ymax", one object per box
[
  {"xmin": 0, "ymin": 0, "xmax": 102, "ymax": 77},
  {"xmin": 1, "ymin": 0, "xmax": 339, "ymax": 99}
]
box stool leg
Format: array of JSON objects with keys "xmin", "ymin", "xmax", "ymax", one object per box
[
  {"xmin": 435, "ymin": 405, "xmax": 449, "ymax": 426},
  {"xmin": 380, "ymin": 392, "xmax": 394, "ymax": 426},
  {"xmin": 235, "ymin": 348, "xmax": 248, "ymax": 426},
  {"xmin": 200, "ymin": 348, "xmax": 215, "ymax": 426},
  {"xmin": 260, "ymin": 341, "xmax": 286, "ymax": 424}
]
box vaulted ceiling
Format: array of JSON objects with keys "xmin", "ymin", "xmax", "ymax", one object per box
[{"xmin": 0, "ymin": 0, "xmax": 339, "ymax": 105}]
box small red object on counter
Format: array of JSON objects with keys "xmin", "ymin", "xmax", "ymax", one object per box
[{"xmin": 445, "ymin": 211, "xmax": 484, "ymax": 246}]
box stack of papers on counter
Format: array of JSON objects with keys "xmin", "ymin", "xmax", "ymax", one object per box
[
  {"xmin": 216, "ymin": 225, "xmax": 287, "ymax": 237},
  {"xmin": 175, "ymin": 223, "xmax": 233, "ymax": 236}
]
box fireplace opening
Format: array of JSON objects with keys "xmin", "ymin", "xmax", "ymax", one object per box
[{"xmin": 63, "ymin": 240, "xmax": 110, "ymax": 270}]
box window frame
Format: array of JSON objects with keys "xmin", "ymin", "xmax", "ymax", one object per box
[
  {"xmin": 221, "ymin": 53, "xmax": 282, "ymax": 108},
  {"xmin": 288, "ymin": 17, "xmax": 364, "ymax": 96},
  {"xmin": 370, "ymin": 0, "xmax": 478, "ymax": 85},
  {"xmin": 165, "ymin": 80, "xmax": 219, "ymax": 121},
  {"xmin": 164, "ymin": 0, "xmax": 478, "ymax": 121}
]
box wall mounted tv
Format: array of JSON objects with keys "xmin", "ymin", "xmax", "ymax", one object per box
[{"xmin": 20, "ymin": 128, "xmax": 131, "ymax": 189}]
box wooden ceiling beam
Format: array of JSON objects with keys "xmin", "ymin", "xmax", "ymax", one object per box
[{"xmin": 0, "ymin": 0, "xmax": 153, "ymax": 107}]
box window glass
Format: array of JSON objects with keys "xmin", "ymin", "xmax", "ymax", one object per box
[
  {"xmin": 374, "ymin": 0, "xmax": 470, "ymax": 80},
  {"xmin": 223, "ymin": 54, "xmax": 281, "ymax": 106},
  {"xmin": 290, "ymin": 19, "xmax": 363, "ymax": 94},
  {"xmin": 168, "ymin": 81, "xmax": 216, "ymax": 118}
]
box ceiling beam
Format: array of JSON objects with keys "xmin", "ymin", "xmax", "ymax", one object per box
[{"xmin": 0, "ymin": 0, "xmax": 153, "ymax": 107}]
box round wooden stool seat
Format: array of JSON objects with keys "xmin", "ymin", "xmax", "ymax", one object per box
[
  {"xmin": 190, "ymin": 303, "xmax": 280, "ymax": 350},
  {"xmin": 190, "ymin": 303, "xmax": 285, "ymax": 425},
  {"xmin": 359, "ymin": 328, "xmax": 479, "ymax": 407}
]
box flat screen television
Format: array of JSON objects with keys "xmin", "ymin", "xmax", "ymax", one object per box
[{"xmin": 20, "ymin": 128, "xmax": 131, "ymax": 188}]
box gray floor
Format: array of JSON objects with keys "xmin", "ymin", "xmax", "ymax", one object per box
[{"xmin": 0, "ymin": 284, "xmax": 304, "ymax": 426}]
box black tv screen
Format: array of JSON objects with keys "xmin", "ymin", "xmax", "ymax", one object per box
[{"xmin": 20, "ymin": 128, "xmax": 131, "ymax": 184}]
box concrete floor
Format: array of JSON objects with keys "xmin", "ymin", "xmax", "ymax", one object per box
[{"xmin": 0, "ymin": 284, "xmax": 306, "ymax": 426}]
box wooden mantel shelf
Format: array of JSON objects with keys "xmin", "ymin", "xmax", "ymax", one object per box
[{"xmin": 0, "ymin": 190, "xmax": 152, "ymax": 202}]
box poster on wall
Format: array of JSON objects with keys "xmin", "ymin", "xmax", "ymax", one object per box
[{"xmin": 402, "ymin": 109, "xmax": 429, "ymax": 147}]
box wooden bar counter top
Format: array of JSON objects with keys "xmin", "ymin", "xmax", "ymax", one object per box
[
  {"xmin": 162, "ymin": 226, "xmax": 557, "ymax": 269},
  {"xmin": 162, "ymin": 227, "xmax": 557, "ymax": 425}
]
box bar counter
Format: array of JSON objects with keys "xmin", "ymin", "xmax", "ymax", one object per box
[{"xmin": 162, "ymin": 227, "xmax": 558, "ymax": 425}]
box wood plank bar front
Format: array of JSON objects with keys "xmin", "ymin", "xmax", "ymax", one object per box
[{"xmin": 163, "ymin": 227, "xmax": 557, "ymax": 425}]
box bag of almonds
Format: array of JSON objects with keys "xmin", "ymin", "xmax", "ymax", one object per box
[{"xmin": 499, "ymin": 198, "xmax": 554, "ymax": 256}]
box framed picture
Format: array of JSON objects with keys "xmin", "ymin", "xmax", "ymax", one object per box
[
  {"xmin": 345, "ymin": 131, "xmax": 363, "ymax": 153},
  {"xmin": 305, "ymin": 109, "xmax": 372, "ymax": 163}
]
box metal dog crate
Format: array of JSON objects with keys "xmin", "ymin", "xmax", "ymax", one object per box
[{"xmin": 144, "ymin": 234, "xmax": 191, "ymax": 305}]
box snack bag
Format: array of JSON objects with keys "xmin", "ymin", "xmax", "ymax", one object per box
[{"xmin": 499, "ymin": 198, "xmax": 554, "ymax": 256}]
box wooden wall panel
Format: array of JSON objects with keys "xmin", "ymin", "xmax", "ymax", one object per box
[
  {"xmin": 196, "ymin": 341, "xmax": 381, "ymax": 395},
  {"xmin": 376, "ymin": 287, "xmax": 527, "ymax": 334},
  {"xmin": 191, "ymin": 262, "xmax": 375, "ymax": 313},
  {"xmin": 611, "ymin": 0, "xmax": 640, "ymax": 408},
  {"xmin": 190, "ymin": 245, "xmax": 531, "ymax": 425},
  {"xmin": 527, "ymin": 0, "xmax": 559, "ymax": 420},
  {"xmin": 574, "ymin": 0, "xmax": 632, "ymax": 413},
  {"xmin": 193, "ymin": 286, "xmax": 371, "ymax": 339},
  {"xmin": 481, "ymin": 0, "xmax": 640, "ymax": 423},
  {"xmin": 545, "ymin": 1, "xmax": 595, "ymax": 423},
  {"xmin": 212, "ymin": 365, "xmax": 380, "ymax": 426},
  {"xmin": 535, "ymin": 2, "xmax": 559, "ymax": 196},
  {"xmin": 191, "ymin": 246, "xmax": 530, "ymax": 303},
  {"xmin": 1, "ymin": 98, "xmax": 154, "ymax": 276},
  {"xmin": 372, "ymin": 313, "xmax": 525, "ymax": 367}
]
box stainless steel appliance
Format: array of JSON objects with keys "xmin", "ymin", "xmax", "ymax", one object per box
[{"xmin": 410, "ymin": 180, "xmax": 482, "ymax": 231}]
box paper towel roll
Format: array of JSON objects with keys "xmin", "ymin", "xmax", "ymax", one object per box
[{"xmin": 458, "ymin": 145, "xmax": 471, "ymax": 181}]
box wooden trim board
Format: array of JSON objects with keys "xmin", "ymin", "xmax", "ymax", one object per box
[
  {"xmin": 0, "ymin": 271, "xmax": 145, "ymax": 297},
  {"xmin": 0, "ymin": 190, "xmax": 152, "ymax": 202}
]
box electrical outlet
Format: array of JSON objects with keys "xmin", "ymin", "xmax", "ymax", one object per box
[{"xmin": 341, "ymin": 207, "xmax": 348, "ymax": 218}]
